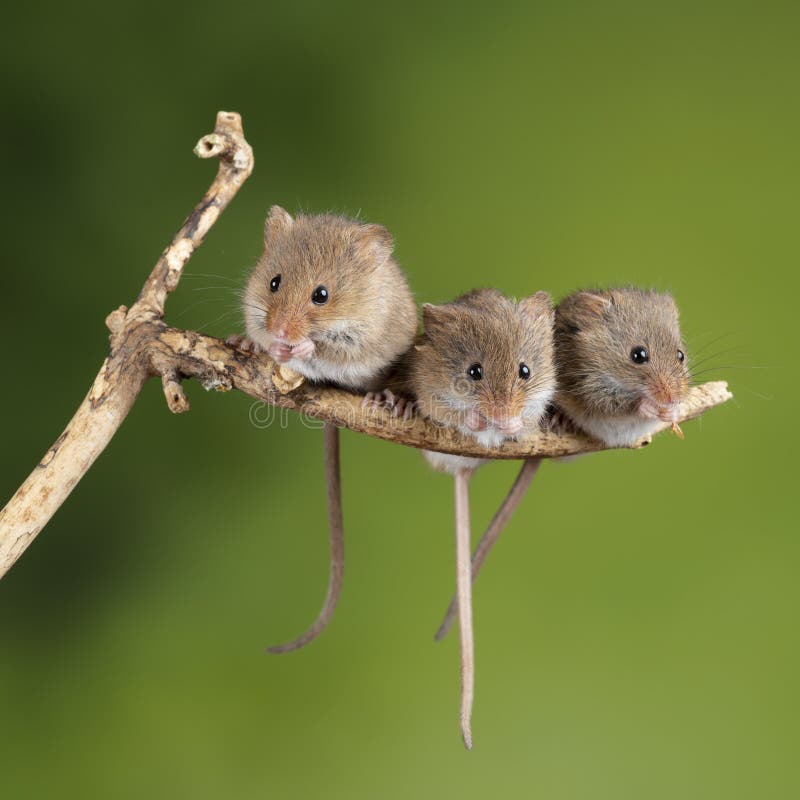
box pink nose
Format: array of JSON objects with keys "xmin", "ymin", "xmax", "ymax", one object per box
[
  {"xmin": 493, "ymin": 416, "xmax": 523, "ymax": 434},
  {"xmin": 272, "ymin": 326, "xmax": 287, "ymax": 339}
]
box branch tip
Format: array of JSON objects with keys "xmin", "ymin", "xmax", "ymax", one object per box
[
  {"xmin": 161, "ymin": 373, "xmax": 191, "ymax": 414},
  {"xmin": 105, "ymin": 306, "xmax": 128, "ymax": 334}
]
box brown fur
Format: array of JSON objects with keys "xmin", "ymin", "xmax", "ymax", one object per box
[
  {"xmin": 243, "ymin": 206, "xmax": 418, "ymax": 390},
  {"xmin": 407, "ymin": 289, "xmax": 556, "ymax": 434},
  {"xmin": 555, "ymin": 287, "xmax": 690, "ymax": 420}
]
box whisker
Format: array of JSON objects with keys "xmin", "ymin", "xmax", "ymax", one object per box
[
  {"xmin": 183, "ymin": 273, "xmax": 240, "ymax": 283},
  {"xmin": 688, "ymin": 331, "xmax": 739, "ymax": 357}
]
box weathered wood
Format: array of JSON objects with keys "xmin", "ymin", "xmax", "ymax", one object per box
[{"xmin": 0, "ymin": 111, "xmax": 253, "ymax": 579}]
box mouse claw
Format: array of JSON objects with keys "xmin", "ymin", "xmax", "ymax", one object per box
[
  {"xmin": 226, "ymin": 335, "xmax": 262, "ymax": 354},
  {"xmin": 362, "ymin": 389, "xmax": 415, "ymax": 420},
  {"xmin": 268, "ymin": 341, "xmax": 293, "ymax": 363},
  {"xmin": 393, "ymin": 396, "xmax": 416, "ymax": 420},
  {"xmin": 290, "ymin": 339, "xmax": 315, "ymax": 360}
]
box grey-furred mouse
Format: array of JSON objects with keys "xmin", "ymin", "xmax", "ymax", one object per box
[
  {"xmin": 401, "ymin": 287, "xmax": 556, "ymax": 750},
  {"xmin": 554, "ymin": 287, "xmax": 690, "ymax": 446}
]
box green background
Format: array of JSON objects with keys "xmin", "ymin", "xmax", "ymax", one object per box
[{"xmin": 1, "ymin": 2, "xmax": 797, "ymax": 798}]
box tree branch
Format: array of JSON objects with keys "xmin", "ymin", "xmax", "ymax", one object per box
[
  {"xmin": 0, "ymin": 110, "xmax": 733, "ymax": 581},
  {"xmin": 0, "ymin": 111, "xmax": 254, "ymax": 579}
]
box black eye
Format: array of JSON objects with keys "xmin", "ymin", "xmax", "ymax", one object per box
[
  {"xmin": 467, "ymin": 363, "xmax": 483, "ymax": 381},
  {"xmin": 677, "ymin": 349, "xmax": 685, "ymax": 362},
  {"xmin": 519, "ymin": 363, "xmax": 530, "ymax": 380},
  {"xmin": 630, "ymin": 346, "xmax": 649, "ymax": 364},
  {"xmin": 270, "ymin": 274, "xmax": 281, "ymax": 293},
  {"xmin": 311, "ymin": 285, "xmax": 329, "ymax": 305}
]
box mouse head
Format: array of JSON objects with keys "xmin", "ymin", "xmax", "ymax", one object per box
[
  {"xmin": 244, "ymin": 206, "xmax": 394, "ymax": 347},
  {"xmin": 555, "ymin": 288, "xmax": 690, "ymax": 422},
  {"xmin": 415, "ymin": 289, "xmax": 556, "ymax": 440}
]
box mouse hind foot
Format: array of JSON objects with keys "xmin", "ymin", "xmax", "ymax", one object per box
[{"xmin": 362, "ymin": 388, "xmax": 416, "ymax": 420}]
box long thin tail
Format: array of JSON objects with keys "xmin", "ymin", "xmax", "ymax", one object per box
[
  {"xmin": 268, "ymin": 423, "xmax": 344, "ymax": 654},
  {"xmin": 436, "ymin": 458, "xmax": 541, "ymax": 642},
  {"xmin": 454, "ymin": 468, "xmax": 475, "ymax": 750}
]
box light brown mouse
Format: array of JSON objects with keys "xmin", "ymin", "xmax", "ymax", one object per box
[
  {"xmin": 229, "ymin": 207, "xmax": 417, "ymax": 656},
  {"xmin": 410, "ymin": 288, "xmax": 557, "ymax": 474},
  {"xmin": 235, "ymin": 205, "xmax": 418, "ymax": 390},
  {"xmin": 404, "ymin": 288, "xmax": 557, "ymax": 750},
  {"xmin": 554, "ymin": 287, "xmax": 690, "ymax": 446}
]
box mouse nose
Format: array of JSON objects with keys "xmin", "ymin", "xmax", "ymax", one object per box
[
  {"xmin": 489, "ymin": 412, "xmax": 523, "ymax": 435},
  {"xmin": 650, "ymin": 375, "xmax": 680, "ymax": 407}
]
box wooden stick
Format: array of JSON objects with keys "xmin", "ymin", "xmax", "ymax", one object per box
[
  {"xmin": 268, "ymin": 424, "xmax": 345, "ymax": 653},
  {"xmin": 436, "ymin": 458, "xmax": 542, "ymax": 642}
]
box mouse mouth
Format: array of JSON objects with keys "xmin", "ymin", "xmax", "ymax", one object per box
[
  {"xmin": 465, "ymin": 409, "xmax": 523, "ymax": 436},
  {"xmin": 270, "ymin": 332, "xmax": 314, "ymax": 349},
  {"xmin": 639, "ymin": 396, "xmax": 680, "ymax": 423}
]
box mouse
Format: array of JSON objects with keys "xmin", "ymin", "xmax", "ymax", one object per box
[
  {"xmin": 233, "ymin": 205, "xmax": 418, "ymax": 390},
  {"xmin": 410, "ymin": 288, "xmax": 556, "ymax": 474},
  {"xmin": 554, "ymin": 287, "xmax": 690, "ymax": 446},
  {"xmin": 404, "ymin": 287, "xmax": 556, "ymax": 749},
  {"xmin": 228, "ymin": 206, "xmax": 418, "ymax": 655}
]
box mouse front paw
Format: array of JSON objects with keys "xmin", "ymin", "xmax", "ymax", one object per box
[
  {"xmin": 362, "ymin": 389, "xmax": 416, "ymax": 420},
  {"xmin": 225, "ymin": 334, "xmax": 263, "ymax": 354},
  {"xmin": 268, "ymin": 341, "xmax": 293, "ymax": 363},
  {"xmin": 290, "ymin": 339, "xmax": 315, "ymax": 361}
]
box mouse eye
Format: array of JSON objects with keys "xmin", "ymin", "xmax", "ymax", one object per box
[
  {"xmin": 467, "ymin": 363, "xmax": 483, "ymax": 381},
  {"xmin": 630, "ymin": 346, "xmax": 649, "ymax": 364},
  {"xmin": 269, "ymin": 275, "xmax": 281, "ymax": 293},
  {"xmin": 677, "ymin": 349, "xmax": 685, "ymax": 362},
  {"xmin": 519, "ymin": 363, "xmax": 530, "ymax": 380},
  {"xmin": 311, "ymin": 285, "xmax": 329, "ymax": 305}
]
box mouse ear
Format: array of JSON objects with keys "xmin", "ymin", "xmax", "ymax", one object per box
[
  {"xmin": 264, "ymin": 205, "xmax": 294, "ymax": 243},
  {"xmin": 572, "ymin": 291, "xmax": 612, "ymax": 317},
  {"xmin": 355, "ymin": 224, "xmax": 394, "ymax": 267},
  {"xmin": 422, "ymin": 302, "xmax": 460, "ymax": 333},
  {"xmin": 519, "ymin": 291, "xmax": 554, "ymax": 323}
]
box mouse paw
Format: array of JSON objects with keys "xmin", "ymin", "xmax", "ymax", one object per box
[
  {"xmin": 225, "ymin": 334, "xmax": 262, "ymax": 354},
  {"xmin": 464, "ymin": 409, "xmax": 488, "ymax": 432},
  {"xmin": 290, "ymin": 339, "xmax": 315, "ymax": 360},
  {"xmin": 362, "ymin": 389, "xmax": 416, "ymax": 420},
  {"xmin": 268, "ymin": 341, "xmax": 293, "ymax": 363}
]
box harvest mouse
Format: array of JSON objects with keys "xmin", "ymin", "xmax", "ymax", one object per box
[
  {"xmin": 404, "ymin": 288, "xmax": 556, "ymax": 749},
  {"xmin": 554, "ymin": 287, "xmax": 690, "ymax": 446},
  {"xmin": 228, "ymin": 207, "xmax": 417, "ymax": 654},
  {"xmin": 231, "ymin": 206, "xmax": 417, "ymax": 390}
]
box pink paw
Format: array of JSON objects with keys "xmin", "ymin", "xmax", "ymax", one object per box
[
  {"xmin": 290, "ymin": 339, "xmax": 315, "ymax": 360},
  {"xmin": 639, "ymin": 397, "xmax": 678, "ymax": 423},
  {"xmin": 464, "ymin": 409, "xmax": 488, "ymax": 432},
  {"xmin": 226, "ymin": 334, "xmax": 262, "ymax": 354},
  {"xmin": 362, "ymin": 389, "xmax": 415, "ymax": 420},
  {"xmin": 268, "ymin": 341, "xmax": 293, "ymax": 364}
]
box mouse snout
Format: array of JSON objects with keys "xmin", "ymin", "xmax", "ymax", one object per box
[
  {"xmin": 648, "ymin": 373, "xmax": 688, "ymax": 409},
  {"xmin": 268, "ymin": 311, "xmax": 309, "ymax": 345},
  {"xmin": 640, "ymin": 377, "xmax": 684, "ymax": 422},
  {"xmin": 484, "ymin": 403, "xmax": 524, "ymax": 435},
  {"xmin": 494, "ymin": 415, "xmax": 523, "ymax": 435}
]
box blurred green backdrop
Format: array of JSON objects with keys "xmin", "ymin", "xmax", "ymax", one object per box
[{"xmin": 1, "ymin": 2, "xmax": 797, "ymax": 798}]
